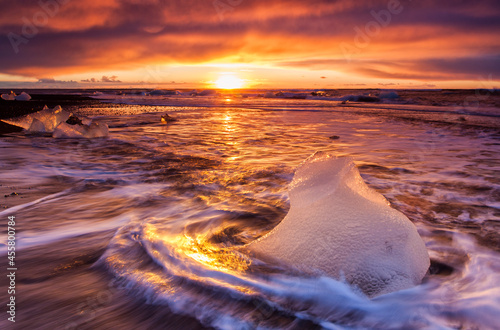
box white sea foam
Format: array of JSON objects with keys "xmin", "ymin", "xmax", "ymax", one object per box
[
  {"xmin": 2, "ymin": 95, "xmax": 498, "ymax": 328},
  {"xmin": 0, "ymin": 213, "xmax": 131, "ymax": 254},
  {"xmin": 98, "ymin": 214, "xmax": 500, "ymax": 329},
  {"xmin": 53, "ymin": 121, "xmax": 109, "ymax": 138}
]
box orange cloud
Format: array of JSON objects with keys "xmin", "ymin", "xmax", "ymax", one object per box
[{"xmin": 0, "ymin": 0, "xmax": 498, "ymax": 86}]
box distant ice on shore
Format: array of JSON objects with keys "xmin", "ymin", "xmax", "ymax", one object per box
[
  {"xmin": 1, "ymin": 105, "xmax": 108, "ymax": 138},
  {"xmin": 1, "ymin": 91, "xmax": 31, "ymax": 101},
  {"xmin": 88, "ymin": 89, "xmax": 402, "ymax": 104}
]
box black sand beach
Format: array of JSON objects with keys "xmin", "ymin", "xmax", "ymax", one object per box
[{"xmin": 0, "ymin": 90, "xmax": 499, "ymax": 329}]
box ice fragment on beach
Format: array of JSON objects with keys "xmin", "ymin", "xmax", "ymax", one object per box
[
  {"xmin": 53, "ymin": 121, "xmax": 109, "ymax": 138},
  {"xmin": 14, "ymin": 92, "xmax": 31, "ymax": 101},
  {"xmin": 161, "ymin": 113, "xmax": 177, "ymax": 123},
  {"xmin": 248, "ymin": 152, "xmax": 430, "ymax": 297},
  {"xmin": 0, "ymin": 91, "xmax": 31, "ymax": 101},
  {"xmin": 198, "ymin": 89, "xmax": 217, "ymax": 96},
  {"xmin": 27, "ymin": 118, "xmax": 46, "ymax": 133},
  {"xmin": 1, "ymin": 91, "xmax": 16, "ymax": 101},
  {"xmin": 1, "ymin": 105, "xmax": 71, "ymax": 132}
]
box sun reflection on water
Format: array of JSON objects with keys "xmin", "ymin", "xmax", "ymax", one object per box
[
  {"xmin": 179, "ymin": 234, "xmax": 251, "ymax": 273},
  {"xmin": 145, "ymin": 226, "xmax": 251, "ymax": 273}
]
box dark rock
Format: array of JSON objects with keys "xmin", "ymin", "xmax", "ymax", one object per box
[
  {"xmin": 0, "ymin": 120, "xmax": 23, "ymax": 136},
  {"xmin": 66, "ymin": 115, "xmax": 83, "ymax": 126},
  {"xmin": 428, "ymin": 259, "xmax": 454, "ymax": 276},
  {"xmin": 357, "ymin": 95, "xmax": 380, "ymax": 103},
  {"xmin": 0, "ymin": 93, "xmax": 101, "ymax": 120},
  {"xmin": 329, "ymin": 135, "xmax": 340, "ymax": 140},
  {"xmin": 161, "ymin": 114, "xmax": 177, "ymax": 123}
]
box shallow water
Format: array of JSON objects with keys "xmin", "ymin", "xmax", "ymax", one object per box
[{"xmin": 1, "ymin": 94, "xmax": 500, "ymax": 329}]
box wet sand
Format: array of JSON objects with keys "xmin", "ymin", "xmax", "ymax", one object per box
[
  {"xmin": 0, "ymin": 94, "xmax": 210, "ymax": 328},
  {"xmin": 1, "ymin": 91, "xmax": 499, "ymax": 329},
  {"xmin": 0, "ymin": 94, "xmax": 99, "ymax": 208},
  {"xmin": 0, "ymin": 230, "xmax": 208, "ymax": 329}
]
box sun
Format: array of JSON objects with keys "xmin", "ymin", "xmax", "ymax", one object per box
[{"xmin": 215, "ymin": 74, "xmax": 245, "ymax": 89}]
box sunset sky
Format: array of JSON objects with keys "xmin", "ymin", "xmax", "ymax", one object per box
[{"xmin": 0, "ymin": 0, "xmax": 499, "ymax": 89}]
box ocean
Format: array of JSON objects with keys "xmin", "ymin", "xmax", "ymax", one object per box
[{"xmin": 1, "ymin": 89, "xmax": 499, "ymax": 329}]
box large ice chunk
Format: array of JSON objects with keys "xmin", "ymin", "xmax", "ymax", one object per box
[
  {"xmin": 15, "ymin": 92, "xmax": 31, "ymax": 101},
  {"xmin": 198, "ymin": 89, "xmax": 216, "ymax": 96},
  {"xmin": 248, "ymin": 152, "xmax": 430, "ymax": 297},
  {"xmin": 53, "ymin": 121, "xmax": 109, "ymax": 138},
  {"xmin": 26, "ymin": 118, "xmax": 46, "ymax": 133},
  {"xmin": 1, "ymin": 105, "xmax": 71, "ymax": 132}
]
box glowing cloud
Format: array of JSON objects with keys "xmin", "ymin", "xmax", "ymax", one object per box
[{"xmin": 0, "ymin": 0, "xmax": 499, "ymax": 87}]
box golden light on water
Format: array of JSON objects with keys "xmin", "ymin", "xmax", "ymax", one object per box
[
  {"xmin": 180, "ymin": 234, "xmax": 251, "ymax": 273},
  {"xmin": 144, "ymin": 222, "xmax": 251, "ymax": 273},
  {"xmin": 215, "ymin": 74, "xmax": 245, "ymax": 89}
]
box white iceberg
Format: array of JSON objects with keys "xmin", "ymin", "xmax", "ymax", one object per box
[
  {"xmin": 248, "ymin": 152, "xmax": 430, "ymax": 297},
  {"xmin": 26, "ymin": 118, "xmax": 47, "ymax": 133},
  {"xmin": 53, "ymin": 121, "xmax": 109, "ymax": 138},
  {"xmin": 2, "ymin": 105, "xmax": 71, "ymax": 133},
  {"xmin": 198, "ymin": 89, "xmax": 216, "ymax": 96},
  {"xmin": 14, "ymin": 92, "xmax": 31, "ymax": 101},
  {"xmin": 180, "ymin": 89, "xmax": 198, "ymax": 96},
  {"xmin": 1, "ymin": 91, "xmax": 16, "ymax": 101}
]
